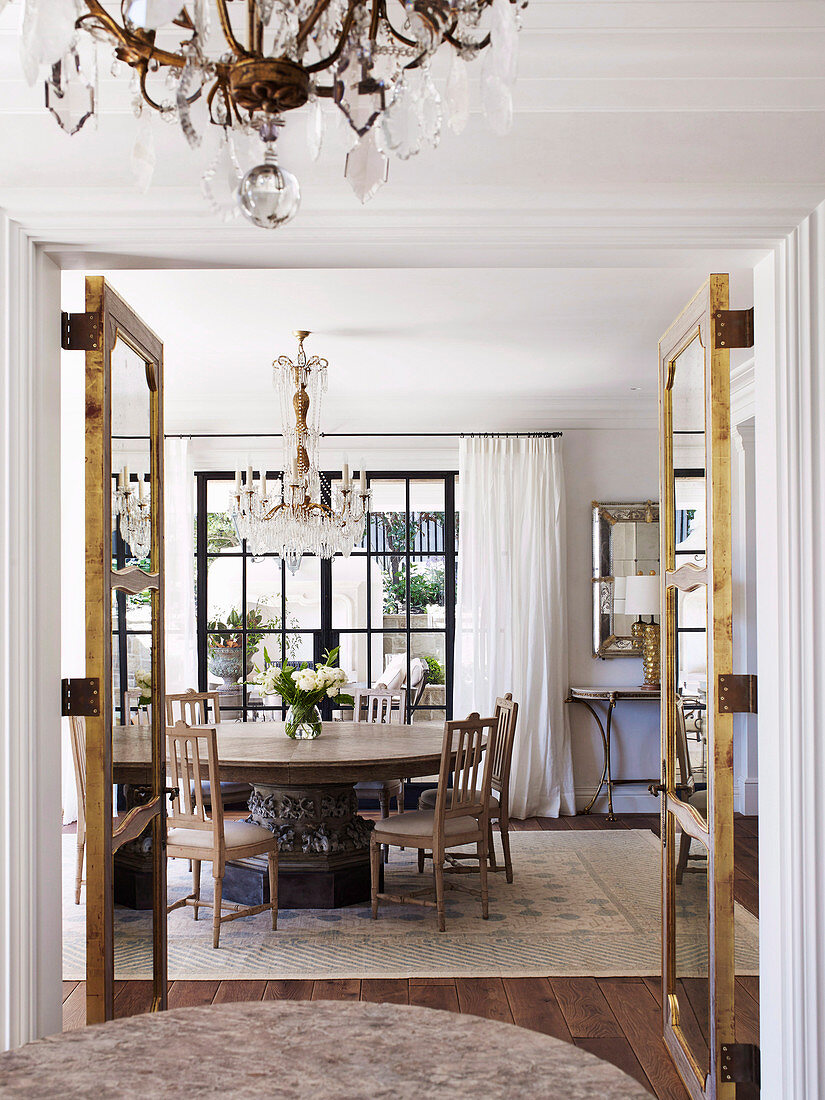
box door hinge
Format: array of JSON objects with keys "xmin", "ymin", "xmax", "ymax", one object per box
[
  {"xmin": 714, "ymin": 307, "xmax": 754, "ymax": 349},
  {"xmin": 720, "ymin": 1043, "xmax": 760, "ymax": 1085},
  {"xmin": 61, "ymin": 677, "xmax": 101, "ymax": 717},
  {"xmin": 61, "ymin": 310, "xmax": 100, "ymax": 351},
  {"xmin": 718, "ymin": 673, "xmax": 758, "ymax": 714}
]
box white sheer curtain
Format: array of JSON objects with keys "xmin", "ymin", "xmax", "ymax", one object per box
[
  {"xmin": 164, "ymin": 438, "xmax": 198, "ymax": 693},
  {"xmin": 454, "ymin": 435, "xmax": 575, "ymax": 818}
]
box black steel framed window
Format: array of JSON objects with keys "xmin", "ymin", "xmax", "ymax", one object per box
[
  {"xmin": 673, "ymin": 466, "xmax": 707, "ymax": 686},
  {"xmin": 111, "ymin": 473, "xmax": 152, "ymax": 726},
  {"xmin": 195, "ymin": 471, "xmax": 458, "ymax": 723}
]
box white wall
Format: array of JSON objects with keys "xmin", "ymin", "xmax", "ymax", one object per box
[{"xmin": 564, "ymin": 428, "xmax": 662, "ymax": 812}]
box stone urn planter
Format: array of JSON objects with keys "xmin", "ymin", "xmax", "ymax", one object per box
[{"xmin": 208, "ymin": 645, "xmax": 244, "ymax": 686}]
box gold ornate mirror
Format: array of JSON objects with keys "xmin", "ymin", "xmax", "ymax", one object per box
[{"xmin": 592, "ymin": 500, "xmax": 660, "ymax": 658}]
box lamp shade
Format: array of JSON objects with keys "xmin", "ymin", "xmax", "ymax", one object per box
[{"xmin": 624, "ymin": 574, "xmax": 660, "ymax": 616}]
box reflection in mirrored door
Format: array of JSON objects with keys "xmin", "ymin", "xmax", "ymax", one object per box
[
  {"xmin": 659, "ymin": 275, "xmax": 736, "ymax": 1098},
  {"xmin": 83, "ymin": 278, "xmax": 165, "ymax": 1023}
]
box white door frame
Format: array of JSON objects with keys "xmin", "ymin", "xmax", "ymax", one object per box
[
  {"xmin": 2, "ymin": 207, "xmax": 825, "ymax": 1098},
  {"xmin": 753, "ymin": 207, "xmax": 825, "ymax": 1099}
]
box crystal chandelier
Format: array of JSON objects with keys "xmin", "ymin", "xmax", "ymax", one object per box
[
  {"xmin": 24, "ymin": 0, "xmax": 525, "ymax": 226},
  {"xmin": 230, "ymin": 331, "xmax": 370, "ymax": 571},
  {"xmin": 114, "ymin": 467, "xmax": 151, "ymax": 558}
]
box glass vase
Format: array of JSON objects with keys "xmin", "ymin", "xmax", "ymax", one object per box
[{"xmin": 285, "ymin": 702, "xmax": 323, "ymax": 740}]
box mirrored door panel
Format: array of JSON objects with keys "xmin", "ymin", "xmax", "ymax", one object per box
[
  {"xmin": 84, "ymin": 277, "xmax": 165, "ymax": 1023},
  {"xmin": 659, "ymin": 275, "xmax": 735, "ymax": 1099}
]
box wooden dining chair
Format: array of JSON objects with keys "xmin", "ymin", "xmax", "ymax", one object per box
[
  {"xmin": 165, "ymin": 688, "xmax": 221, "ymax": 726},
  {"xmin": 353, "ymin": 687, "xmax": 407, "ymax": 863},
  {"xmin": 674, "ymin": 696, "xmax": 707, "ymax": 883},
  {"xmin": 123, "ymin": 689, "xmax": 151, "ymax": 726},
  {"xmin": 166, "ymin": 721, "xmax": 278, "ymax": 948},
  {"xmin": 165, "ymin": 689, "xmax": 250, "ymax": 807},
  {"xmin": 418, "ymin": 694, "xmax": 519, "ymax": 882},
  {"xmin": 69, "ymin": 716, "xmax": 87, "ymax": 905},
  {"xmin": 371, "ymin": 712, "xmax": 497, "ymax": 932}
]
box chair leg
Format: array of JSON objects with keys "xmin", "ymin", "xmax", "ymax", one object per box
[
  {"xmin": 417, "ymin": 848, "xmax": 425, "ymax": 873},
  {"xmin": 500, "ymin": 821, "xmax": 513, "ymax": 884},
  {"xmin": 192, "ymin": 859, "xmax": 201, "ymax": 921},
  {"xmin": 434, "ymin": 857, "xmax": 446, "ymax": 932},
  {"xmin": 676, "ymin": 830, "xmax": 690, "ymax": 884},
  {"xmin": 379, "ymin": 788, "xmax": 390, "ymax": 863},
  {"xmin": 370, "ymin": 836, "xmax": 381, "ymax": 919},
  {"xmin": 212, "ymin": 876, "xmax": 223, "ymax": 949},
  {"xmin": 487, "ymin": 820, "xmax": 498, "ymax": 871},
  {"xmin": 267, "ymin": 850, "xmax": 278, "ymax": 931},
  {"xmin": 397, "ymin": 782, "xmax": 405, "ymax": 852},
  {"xmin": 478, "ymin": 837, "xmax": 489, "ymax": 920},
  {"xmin": 74, "ymin": 833, "xmax": 85, "ymax": 905}
]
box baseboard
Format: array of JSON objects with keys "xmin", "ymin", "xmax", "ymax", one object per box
[
  {"xmin": 736, "ymin": 777, "xmax": 759, "ymax": 816},
  {"xmin": 574, "ymin": 784, "xmax": 659, "ymax": 816}
]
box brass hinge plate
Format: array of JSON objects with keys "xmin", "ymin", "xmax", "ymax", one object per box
[
  {"xmin": 61, "ymin": 677, "xmax": 101, "ymax": 717},
  {"xmin": 714, "ymin": 307, "xmax": 754, "ymax": 349},
  {"xmin": 718, "ymin": 673, "xmax": 758, "ymax": 714},
  {"xmin": 720, "ymin": 1042, "xmax": 760, "ymax": 1084},
  {"xmin": 61, "ymin": 311, "xmax": 100, "ymax": 351}
]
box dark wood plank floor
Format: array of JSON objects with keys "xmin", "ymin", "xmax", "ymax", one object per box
[{"xmin": 62, "ymin": 813, "xmax": 759, "ymax": 1100}]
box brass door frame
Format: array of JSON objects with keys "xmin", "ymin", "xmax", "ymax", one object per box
[
  {"xmin": 658, "ymin": 275, "xmax": 735, "ymax": 1098},
  {"xmin": 84, "ymin": 276, "xmax": 167, "ymax": 1023}
]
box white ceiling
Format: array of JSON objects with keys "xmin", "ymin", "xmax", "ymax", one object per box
[
  {"xmin": 14, "ymin": 2, "xmax": 813, "ymax": 432},
  {"xmin": 62, "ymin": 265, "xmax": 752, "ymax": 432},
  {"xmin": 3, "ymin": 1, "xmax": 825, "ymax": 268}
]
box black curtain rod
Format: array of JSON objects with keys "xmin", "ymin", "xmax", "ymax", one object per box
[{"xmin": 150, "ymin": 430, "xmax": 563, "ymax": 440}]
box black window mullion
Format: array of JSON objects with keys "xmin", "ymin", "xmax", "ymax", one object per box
[
  {"xmin": 405, "ymin": 477, "xmax": 412, "ymax": 719},
  {"xmin": 196, "ymin": 473, "xmax": 208, "ymax": 692},
  {"xmin": 241, "ymin": 521, "xmax": 248, "ymax": 721},
  {"xmin": 444, "ymin": 473, "xmax": 456, "ymax": 720}
]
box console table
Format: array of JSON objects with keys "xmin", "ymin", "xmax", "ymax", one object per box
[{"xmin": 567, "ymin": 686, "xmax": 660, "ymax": 820}]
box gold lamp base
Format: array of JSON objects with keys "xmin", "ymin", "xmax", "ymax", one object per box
[{"xmin": 641, "ymin": 622, "xmax": 660, "ymax": 686}]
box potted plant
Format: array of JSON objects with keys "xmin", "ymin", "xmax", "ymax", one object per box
[
  {"xmin": 207, "ymin": 606, "xmax": 269, "ymax": 684},
  {"xmin": 249, "ymin": 647, "xmax": 353, "ymax": 740}
]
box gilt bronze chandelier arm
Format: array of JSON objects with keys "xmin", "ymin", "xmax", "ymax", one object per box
[
  {"xmin": 304, "ymin": 0, "xmax": 363, "ymax": 74},
  {"xmin": 214, "ymin": 0, "xmax": 247, "ymax": 58}
]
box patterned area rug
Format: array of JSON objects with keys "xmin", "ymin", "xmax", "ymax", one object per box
[{"xmin": 62, "ymin": 830, "xmax": 759, "ymax": 980}]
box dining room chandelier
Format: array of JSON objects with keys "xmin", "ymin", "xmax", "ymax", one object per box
[
  {"xmin": 230, "ymin": 331, "xmax": 370, "ymax": 571},
  {"xmin": 113, "ymin": 468, "xmax": 152, "ymax": 558},
  {"xmin": 27, "ymin": 0, "xmax": 525, "ymax": 227}
]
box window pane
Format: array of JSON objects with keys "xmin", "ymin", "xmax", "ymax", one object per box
[
  {"xmin": 332, "ymin": 554, "xmax": 376, "ymax": 630},
  {"xmin": 205, "ymin": 479, "xmax": 241, "ymax": 554},
  {"xmin": 370, "ymin": 479, "xmax": 406, "ymax": 556},
  {"xmin": 206, "ymin": 553, "xmax": 241, "ymax": 621},
  {"xmin": 409, "ymin": 555, "xmax": 446, "ymax": 624},
  {"xmin": 409, "ymin": 479, "xmax": 445, "ymax": 552},
  {"xmin": 285, "ymin": 556, "xmax": 321, "ymax": 631}
]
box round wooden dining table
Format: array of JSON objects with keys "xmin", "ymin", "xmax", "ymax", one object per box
[{"xmin": 114, "ymin": 720, "xmax": 445, "ymax": 909}]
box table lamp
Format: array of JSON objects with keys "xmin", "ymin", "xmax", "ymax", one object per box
[{"xmin": 624, "ymin": 573, "xmax": 661, "ymax": 686}]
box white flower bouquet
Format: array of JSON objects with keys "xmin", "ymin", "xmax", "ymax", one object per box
[
  {"xmin": 134, "ymin": 667, "xmax": 152, "ymax": 707},
  {"xmin": 250, "ymin": 647, "xmax": 353, "ymax": 740}
]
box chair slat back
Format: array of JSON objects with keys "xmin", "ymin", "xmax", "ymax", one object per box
[
  {"xmin": 675, "ymin": 696, "xmax": 694, "ymax": 788},
  {"xmin": 489, "ymin": 693, "xmax": 518, "ymax": 794},
  {"xmin": 69, "ymin": 716, "xmax": 87, "ymax": 829},
  {"xmin": 353, "ymin": 687, "xmax": 405, "ymax": 725},
  {"xmin": 165, "ymin": 689, "xmax": 221, "ymax": 727},
  {"xmin": 166, "ymin": 722, "xmax": 222, "ymax": 844},
  {"xmin": 124, "ymin": 690, "xmax": 151, "ymax": 725},
  {"xmin": 435, "ymin": 712, "xmax": 497, "ymax": 823}
]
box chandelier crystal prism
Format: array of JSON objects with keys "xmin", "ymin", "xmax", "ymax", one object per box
[
  {"xmin": 24, "ymin": 0, "xmax": 525, "ymax": 227},
  {"xmin": 230, "ymin": 331, "xmax": 370, "ymax": 572},
  {"xmin": 114, "ymin": 468, "xmax": 152, "ymax": 558}
]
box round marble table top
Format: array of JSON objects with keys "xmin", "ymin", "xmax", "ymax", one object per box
[
  {"xmin": 0, "ymin": 1001, "xmax": 650, "ymax": 1099},
  {"xmin": 113, "ymin": 720, "xmax": 447, "ymax": 785}
]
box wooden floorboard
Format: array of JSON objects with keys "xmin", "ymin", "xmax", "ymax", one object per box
[{"xmin": 63, "ymin": 814, "xmax": 759, "ymax": 1100}]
